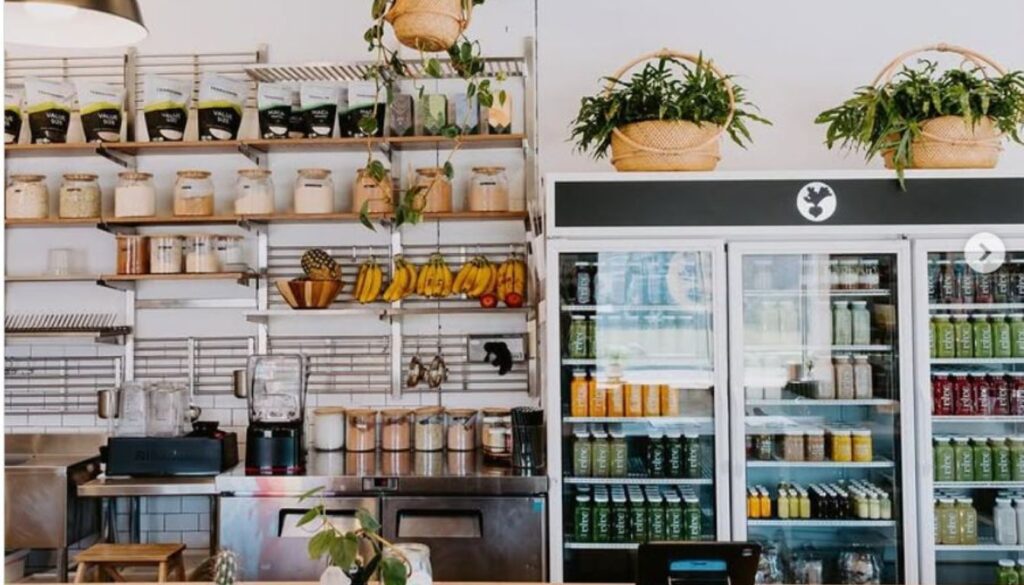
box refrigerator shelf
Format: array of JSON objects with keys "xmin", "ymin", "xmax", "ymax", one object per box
[
  {"xmin": 561, "ymin": 357, "xmax": 705, "ymax": 367},
  {"xmin": 564, "ymin": 543, "xmax": 640, "ymax": 551},
  {"xmin": 932, "ymin": 416, "xmax": 1024, "ymax": 423},
  {"xmin": 931, "ymin": 358, "xmax": 1024, "ymax": 365},
  {"xmin": 564, "ymin": 477, "xmax": 713, "ymax": 486},
  {"xmin": 560, "ymin": 304, "xmax": 707, "ymax": 314},
  {"xmin": 745, "ymin": 344, "xmax": 893, "ymax": 353},
  {"xmin": 935, "ymin": 543, "xmax": 1024, "ymax": 553},
  {"xmin": 563, "ymin": 416, "xmax": 713, "ymax": 425},
  {"xmin": 747, "ymin": 459, "xmax": 894, "ymax": 469},
  {"xmin": 744, "ymin": 289, "xmax": 892, "ymax": 298},
  {"xmin": 747, "ymin": 519, "xmax": 897, "ymax": 528},
  {"xmin": 930, "ymin": 303, "xmax": 1024, "ymax": 311},
  {"xmin": 934, "ymin": 481, "xmax": 1024, "ymax": 489},
  {"xmin": 748, "ymin": 398, "xmax": 898, "ymax": 407}
]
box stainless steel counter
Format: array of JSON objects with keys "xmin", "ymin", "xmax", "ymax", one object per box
[
  {"xmin": 217, "ymin": 450, "xmax": 546, "ymax": 496},
  {"xmin": 78, "ymin": 476, "xmax": 217, "ymax": 497}
]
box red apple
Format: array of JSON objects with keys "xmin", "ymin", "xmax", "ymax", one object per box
[
  {"xmin": 479, "ymin": 293, "xmax": 498, "ymax": 308},
  {"xmin": 504, "ymin": 292, "xmax": 524, "ymax": 308}
]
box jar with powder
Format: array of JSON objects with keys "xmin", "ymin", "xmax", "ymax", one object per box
[
  {"xmin": 352, "ymin": 167, "xmax": 394, "ymax": 214},
  {"xmin": 805, "ymin": 428, "xmax": 826, "ymax": 462},
  {"xmin": 173, "ymin": 170, "xmax": 215, "ymax": 216},
  {"xmin": 234, "ymin": 168, "xmax": 275, "ymax": 215},
  {"xmin": 381, "ymin": 408, "xmax": 412, "ymax": 451},
  {"xmin": 6, "ymin": 174, "xmax": 49, "ymax": 219},
  {"xmin": 149, "ymin": 235, "xmax": 183, "ymax": 274},
  {"xmin": 446, "ymin": 409, "xmax": 477, "ymax": 451},
  {"xmin": 114, "ymin": 172, "xmax": 156, "ymax": 218},
  {"xmin": 313, "ymin": 407, "xmax": 345, "ymax": 452},
  {"xmin": 413, "ymin": 167, "xmax": 453, "ymax": 213},
  {"xmin": 116, "ymin": 234, "xmax": 149, "ymax": 275},
  {"xmin": 184, "ymin": 234, "xmax": 220, "ymax": 273},
  {"xmin": 468, "ymin": 166, "xmax": 509, "ymax": 212},
  {"xmin": 58, "ymin": 173, "xmax": 101, "ymax": 218},
  {"xmin": 346, "ymin": 409, "xmax": 378, "ymax": 452},
  {"xmin": 481, "ymin": 407, "xmax": 512, "ymax": 460},
  {"xmin": 413, "ymin": 406, "xmax": 445, "ymax": 452},
  {"xmin": 214, "ymin": 235, "xmax": 244, "ymax": 270},
  {"xmin": 293, "ymin": 168, "xmax": 334, "ymax": 214}
]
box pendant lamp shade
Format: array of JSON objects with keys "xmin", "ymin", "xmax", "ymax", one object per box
[{"xmin": 5, "ymin": 0, "xmax": 147, "ymax": 48}]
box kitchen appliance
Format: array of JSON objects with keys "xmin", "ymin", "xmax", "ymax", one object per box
[
  {"xmin": 244, "ymin": 353, "xmax": 309, "ymax": 476},
  {"xmin": 637, "ymin": 543, "xmax": 761, "ymax": 585},
  {"xmin": 103, "ymin": 424, "xmax": 239, "ymax": 477},
  {"xmin": 5, "ymin": 434, "xmax": 104, "ymax": 582}
]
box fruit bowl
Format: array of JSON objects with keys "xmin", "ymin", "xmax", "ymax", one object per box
[{"xmin": 275, "ymin": 279, "xmax": 343, "ymax": 309}]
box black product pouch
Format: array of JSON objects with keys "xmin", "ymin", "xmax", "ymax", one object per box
[
  {"xmin": 300, "ymin": 82, "xmax": 340, "ymax": 138},
  {"xmin": 78, "ymin": 82, "xmax": 124, "ymax": 142},
  {"xmin": 5, "ymin": 87, "xmax": 23, "ymax": 144},
  {"xmin": 257, "ymin": 82, "xmax": 291, "ymax": 139},
  {"xmin": 198, "ymin": 74, "xmax": 247, "ymax": 141},
  {"xmin": 25, "ymin": 78, "xmax": 74, "ymax": 144},
  {"xmin": 143, "ymin": 75, "xmax": 191, "ymax": 142}
]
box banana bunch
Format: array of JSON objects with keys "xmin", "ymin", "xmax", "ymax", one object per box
[
  {"xmin": 496, "ymin": 254, "xmax": 527, "ymax": 307},
  {"xmin": 381, "ymin": 256, "xmax": 418, "ymax": 302},
  {"xmin": 353, "ymin": 258, "xmax": 384, "ymax": 304},
  {"xmin": 415, "ymin": 254, "xmax": 455, "ymax": 298},
  {"xmin": 453, "ymin": 256, "xmax": 498, "ymax": 299}
]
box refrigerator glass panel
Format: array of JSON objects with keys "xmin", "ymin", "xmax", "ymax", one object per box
[
  {"xmin": 738, "ymin": 252, "xmax": 906, "ymax": 585},
  {"xmin": 557, "ymin": 249, "xmax": 719, "ymax": 582}
]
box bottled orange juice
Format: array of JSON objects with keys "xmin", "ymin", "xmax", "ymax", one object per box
[
  {"xmin": 642, "ymin": 384, "xmax": 661, "ymax": 416},
  {"xmin": 588, "ymin": 377, "xmax": 607, "ymax": 417},
  {"xmin": 659, "ymin": 384, "xmax": 680, "ymax": 416},
  {"xmin": 570, "ymin": 371, "xmax": 589, "ymax": 417},
  {"xmin": 606, "ymin": 381, "xmax": 625, "ymax": 417},
  {"xmin": 624, "ymin": 383, "xmax": 644, "ymax": 417}
]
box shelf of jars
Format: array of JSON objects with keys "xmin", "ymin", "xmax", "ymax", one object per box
[
  {"xmin": 563, "ymin": 416, "xmax": 713, "ymax": 425},
  {"xmin": 748, "ymin": 519, "xmax": 897, "ymax": 528},
  {"xmin": 5, "ymin": 274, "xmax": 99, "ymax": 283},
  {"xmin": 5, "ymin": 211, "xmax": 529, "ymax": 229},
  {"xmin": 747, "ymin": 459, "xmax": 895, "ymax": 469},
  {"xmin": 98, "ymin": 272, "xmax": 259, "ymax": 291}
]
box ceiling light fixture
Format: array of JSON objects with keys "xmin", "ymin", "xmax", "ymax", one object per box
[{"xmin": 5, "ymin": 0, "xmax": 147, "ymax": 48}]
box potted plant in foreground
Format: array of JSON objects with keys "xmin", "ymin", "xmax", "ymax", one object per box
[
  {"xmin": 570, "ymin": 49, "xmax": 769, "ymax": 172},
  {"xmin": 815, "ymin": 43, "xmax": 1024, "ymax": 183}
]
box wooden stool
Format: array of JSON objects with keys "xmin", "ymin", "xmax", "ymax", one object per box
[{"xmin": 74, "ymin": 543, "xmax": 186, "ymax": 583}]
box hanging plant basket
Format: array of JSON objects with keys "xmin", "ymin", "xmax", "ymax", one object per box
[
  {"xmin": 874, "ymin": 45, "xmax": 1005, "ymax": 170},
  {"xmin": 385, "ymin": 0, "xmax": 470, "ymax": 53},
  {"xmin": 608, "ymin": 50, "xmax": 736, "ymax": 172}
]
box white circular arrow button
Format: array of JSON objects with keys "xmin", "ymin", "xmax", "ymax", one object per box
[{"xmin": 964, "ymin": 232, "xmax": 1006, "ymax": 274}]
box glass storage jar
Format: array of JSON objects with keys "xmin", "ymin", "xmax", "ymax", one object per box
[
  {"xmin": 346, "ymin": 409, "xmax": 377, "ymax": 452},
  {"xmin": 58, "ymin": 173, "xmax": 100, "ymax": 218},
  {"xmin": 313, "ymin": 407, "xmax": 345, "ymax": 451},
  {"xmin": 234, "ymin": 168, "xmax": 275, "ymax": 215},
  {"xmin": 293, "ymin": 168, "xmax": 334, "ymax": 214},
  {"xmin": 173, "ymin": 170, "xmax": 215, "ymax": 216},
  {"xmin": 381, "ymin": 408, "xmax": 413, "ymax": 451},
  {"xmin": 467, "ymin": 166, "xmax": 509, "ymax": 212},
  {"xmin": 184, "ymin": 234, "xmax": 220, "ymax": 273},
  {"xmin": 446, "ymin": 409, "xmax": 477, "ymax": 451},
  {"xmin": 116, "ymin": 234, "xmax": 149, "ymax": 275},
  {"xmin": 414, "ymin": 406, "xmax": 445, "ymax": 452},
  {"xmin": 413, "ymin": 167, "xmax": 453, "ymax": 213},
  {"xmin": 6, "ymin": 174, "xmax": 49, "ymax": 219},
  {"xmin": 214, "ymin": 235, "xmax": 244, "ymax": 270},
  {"xmin": 481, "ymin": 407, "xmax": 512, "ymax": 460},
  {"xmin": 114, "ymin": 172, "xmax": 156, "ymax": 218},
  {"xmin": 352, "ymin": 167, "xmax": 394, "ymax": 214},
  {"xmin": 149, "ymin": 235, "xmax": 183, "ymax": 274},
  {"xmin": 147, "ymin": 382, "xmax": 185, "ymax": 437}
]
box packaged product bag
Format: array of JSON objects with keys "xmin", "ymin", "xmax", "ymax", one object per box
[
  {"xmin": 25, "ymin": 77, "xmax": 75, "ymax": 144},
  {"xmin": 5, "ymin": 87, "xmax": 23, "ymax": 144},
  {"xmin": 143, "ymin": 75, "xmax": 190, "ymax": 142},
  {"xmin": 338, "ymin": 81, "xmax": 385, "ymax": 138},
  {"xmin": 77, "ymin": 81, "xmax": 124, "ymax": 143},
  {"xmin": 300, "ymin": 82, "xmax": 339, "ymax": 138},
  {"xmin": 257, "ymin": 82, "xmax": 292, "ymax": 139},
  {"xmin": 198, "ymin": 73, "xmax": 247, "ymax": 141}
]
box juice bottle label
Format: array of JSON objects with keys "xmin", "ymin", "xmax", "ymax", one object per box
[
  {"xmin": 994, "ymin": 446, "xmax": 1012, "ymax": 481},
  {"xmin": 934, "ymin": 444, "xmax": 955, "ymax": 481},
  {"xmin": 953, "ymin": 377, "xmax": 976, "ymax": 415},
  {"xmin": 995, "ymin": 321, "xmax": 1013, "ymax": 358},
  {"xmin": 936, "ymin": 320, "xmax": 956, "ymax": 358},
  {"xmin": 993, "ymin": 375, "xmax": 1012, "ymax": 415},
  {"xmin": 974, "ymin": 321, "xmax": 994, "ymax": 358},
  {"xmin": 932, "ymin": 375, "xmax": 954, "ymax": 415},
  {"xmin": 955, "ymin": 320, "xmax": 974, "ymax": 358}
]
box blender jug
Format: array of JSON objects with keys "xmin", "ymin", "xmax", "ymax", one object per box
[{"xmin": 244, "ymin": 354, "xmax": 309, "ymax": 475}]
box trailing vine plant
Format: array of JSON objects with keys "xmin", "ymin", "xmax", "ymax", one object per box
[{"xmin": 358, "ymin": 0, "xmax": 506, "ymax": 230}]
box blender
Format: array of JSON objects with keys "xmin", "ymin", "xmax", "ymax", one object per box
[{"xmin": 244, "ymin": 354, "xmax": 309, "ymax": 475}]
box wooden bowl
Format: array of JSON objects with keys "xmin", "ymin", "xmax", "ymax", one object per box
[{"xmin": 275, "ymin": 279, "xmax": 343, "ymax": 309}]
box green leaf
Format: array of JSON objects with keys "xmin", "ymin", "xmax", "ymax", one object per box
[
  {"xmin": 371, "ymin": 0, "xmax": 388, "ymax": 19},
  {"xmin": 308, "ymin": 529, "xmax": 335, "ymax": 561},
  {"xmin": 425, "ymin": 58, "xmax": 443, "ymax": 79},
  {"xmin": 442, "ymin": 161, "xmax": 454, "ymax": 180},
  {"xmin": 460, "ymin": 42, "xmax": 473, "ymax": 63},
  {"xmin": 380, "ymin": 556, "xmax": 408, "ymax": 585},
  {"xmin": 498, "ymin": 89, "xmax": 507, "ymax": 106},
  {"xmin": 359, "ymin": 201, "xmax": 376, "ymax": 232},
  {"xmin": 298, "ymin": 486, "xmax": 324, "ymax": 502},
  {"xmin": 466, "ymin": 82, "xmax": 476, "ymax": 99},
  {"xmin": 441, "ymin": 125, "xmax": 459, "ymax": 139},
  {"xmin": 356, "ymin": 508, "xmax": 380, "ymax": 533},
  {"xmin": 296, "ymin": 506, "xmax": 323, "ymax": 527},
  {"xmin": 329, "ymin": 533, "xmax": 359, "ymax": 570},
  {"xmin": 367, "ymin": 160, "xmax": 387, "ymax": 182},
  {"xmin": 358, "ymin": 115, "xmax": 379, "ymax": 137},
  {"xmin": 478, "ymin": 91, "xmax": 493, "ymax": 108}
]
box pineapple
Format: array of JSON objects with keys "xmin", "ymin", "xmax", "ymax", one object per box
[
  {"xmin": 213, "ymin": 549, "xmax": 239, "ymax": 585},
  {"xmin": 301, "ymin": 248, "xmax": 341, "ymax": 281}
]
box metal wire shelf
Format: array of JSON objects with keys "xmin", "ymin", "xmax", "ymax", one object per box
[
  {"xmin": 269, "ymin": 335, "xmax": 391, "ymax": 395},
  {"xmin": 134, "ymin": 337, "xmax": 255, "ymax": 395},
  {"xmin": 401, "ymin": 333, "xmax": 528, "ymax": 394},
  {"xmin": 4, "ymin": 354, "xmax": 122, "ymax": 414},
  {"xmin": 245, "ymin": 57, "xmax": 525, "ymax": 83}
]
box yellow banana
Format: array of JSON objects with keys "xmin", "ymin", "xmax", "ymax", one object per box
[
  {"xmin": 453, "ymin": 259, "xmax": 474, "ymax": 293},
  {"xmin": 361, "ymin": 263, "xmax": 382, "ymax": 303},
  {"xmin": 513, "ymin": 258, "xmax": 526, "ymax": 297},
  {"xmin": 415, "ymin": 260, "xmax": 429, "ymax": 296},
  {"xmin": 440, "ymin": 260, "xmax": 454, "ymax": 297},
  {"xmin": 354, "ymin": 262, "xmax": 368, "ymax": 301},
  {"xmin": 402, "ymin": 261, "xmax": 417, "ymax": 298},
  {"xmin": 468, "ymin": 259, "xmax": 493, "ymax": 298},
  {"xmin": 459, "ymin": 259, "xmax": 480, "ymax": 294}
]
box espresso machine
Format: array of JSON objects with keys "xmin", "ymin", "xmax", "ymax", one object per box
[{"xmin": 244, "ymin": 354, "xmax": 309, "ymax": 475}]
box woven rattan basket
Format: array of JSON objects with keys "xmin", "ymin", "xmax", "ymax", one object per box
[
  {"xmin": 608, "ymin": 49, "xmax": 735, "ymax": 172},
  {"xmin": 876, "ymin": 44, "xmax": 1005, "ymax": 170},
  {"xmin": 385, "ymin": 0, "xmax": 469, "ymax": 53}
]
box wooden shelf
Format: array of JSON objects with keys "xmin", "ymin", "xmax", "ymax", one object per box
[
  {"xmin": 4, "ymin": 217, "xmax": 98, "ymax": 227},
  {"xmin": 5, "ymin": 142, "xmax": 101, "ymax": 155},
  {"xmin": 388, "ymin": 134, "xmax": 524, "ymax": 150},
  {"xmin": 7, "ymin": 211, "xmax": 527, "ymax": 229},
  {"xmin": 5, "ymin": 274, "xmax": 99, "ymax": 283},
  {"xmin": 101, "ymin": 215, "xmax": 245, "ymax": 228}
]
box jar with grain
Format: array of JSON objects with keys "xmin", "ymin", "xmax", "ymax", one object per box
[
  {"xmin": 58, "ymin": 173, "xmax": 100, "ymax": 218},
  {"xmin": 351, "ymin": 167, "xmax": 393, "ymax": 214},
  {"xmin": 313, "ymin": 407, "xmax": 345, "ymax": 452},
  {"xmin": 413, "ymin": 167, "xmax": 452, "ymax": 213},
  {"xmin": 382, "ymin": 451, "xmax": 411, "ymax": 475},
  {"xmin": 114, "ymin": 172, "xmax": 156, "ymax": 218},
  {"xmin": 852, "ymin": 428, "xmax": 873, "ymax": 462},
  {"xmin": 346, "ymin": 409, "xmax": 377, "ymax": 452},
  {"xmin": 381, "ymin": 408, "xmax": 412, "ymax": 451},
  {"xmin": 805, "ymin": 428, "xmax": 826, "ymax": 462},
  {"xmin": 293, "ymin": 168, "xmax": 334, "ymax": 214},
  {"xmin": 468, "ymin": 166, "xmax": 509, "ymax": 212},
  {"xmin": 173, "ymin": 170, "xmax": 215, "ymax": 216},
  {"xmin": 184, "ymin": 234, "xmax": 220, "ymax": 273},
  {"xmin": 234, "ymin": 168, "xmax": 275, "ymax": 215},
  {"xmin": 347, "ymin": 451, "xmax": 376, "ymax": 475},
  {"xmin": 830, "ymin": 428, "xmax": 853, "ymax": 462},
  {"xmin": 481, "ymin": 407, "xmax": 512, "ymax": 460},
  {"xmin": 6, "ymin": 174, "xmax": 48, "ymax": 219},
  {"xmin": 149, "ymin": 235, "xmax": 183, "ymax": 274},
  {"xmin": 116, "ymin": 234, "xmax": 149, "ymax": 275},
  {"xmin": 446, "ymin": 408, "xmax": 477, "ymax": 451},
  {"xmin": 414, "ymin": 406, "xmax": 445, "ymax": 452},
  {"xmin": 214, "ymin": 235, "xmax": 244, "ymax": 270},
  {"xmin": 781, "ymin": 429, "xmax": 805, "ymax": 462}
]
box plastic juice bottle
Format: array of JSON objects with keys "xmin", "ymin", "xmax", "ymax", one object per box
[
  {"xmin": 572, "ymin": 429, "xmax": 592, "ymax": 477},
  {"xmin": 570, "ymin": 370, "xmax": 589, "ymax": 417},
  {"xmin": 611, "ymin": 491, "xmax": 630, "ymax": 542},
  {"xmin": 593, "ymin": 491, "xmax": 611, "ymax": 543},
  {"xmin": 747, "ymin": 488, "xmax": 760, "ymax": 519},
  {"xmin": 934, "ymin": 315, "xmax": 956, "ymax": 358},
  {"xmin": 574, "ymin": 493, "xmax": 593, "ymax": 542},
  {"xmin": 937, "ymin": 498, "xmax": 960, "ymax": 544},
  {"xmin": 954, "ymin": 437, "xmax": 975, "ymax": 481},
  {"xmin": 974, "ymin": 314, "xmax": 994, "ymax": 359},
  {"xmin": 833, "ymin": 301, "xmax": 852, "ymax": 346},
  {"xmin": 954, "ymin": 314, "xmax": 974, "ymax": 358},
  {"xmin": 591, "ymin": 431, "xmax": 610, "ymax": 478},
  {"xmin": 933, "ymin": 437, "xmax": 956, "ymax": 481},
  {"xmin": 664, "ymin": 492, "xmax": 684, "ymax": 540},
  {"xmin": 646, "ymin": 492, "xmax": 665, "ymax": 541},
  {"xmin": 684, "ymin": 497, "xmax": 702, "ymax": 540},
  {"xmin": 1011, "ymin": 437, "xmax": 1024, "ymax": 481},
  {"xmin": 998, "ymin": 560, "xmax": 1020, "ymax": 585},
  {"xmin": 628, "ymin": 490, "xmax": 647, "ymax": 542},
  {"xmin": 994, "ymin": 437, "xmax": 1013, "ymax": 481},
  {"xmin": 974, "ymin": 436, "xmax": 994, "ymax": 481},
  {"xmin": 929, "ymin": 317, "xmax": 937, "ymax": 358},
  {"xmin": 957, "ymin": 497, "xmax": 979, "ymax": 544},
  {"xmin": 993, "ymin": 314, "xmax": 1013, "ymax": 358},
  {"xmin": 1012, "ymin": 315, "xmax": 1024, "ymax": 357},
  {"xmin": 851, "ymin": 301, "xmax": 871, "ymax": 345}
]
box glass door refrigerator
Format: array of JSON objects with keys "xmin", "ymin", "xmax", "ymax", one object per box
[
  {"xmin": 915, "ymin": 236, "xmax": 1024, "ymax": 585},
  {"xmin": 545, "ymin": 239, "xmax": 730, "ymax": 583},
  {"xmin": 728, "ymin": 240, "xmax": 918, "ymax": 585}
]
